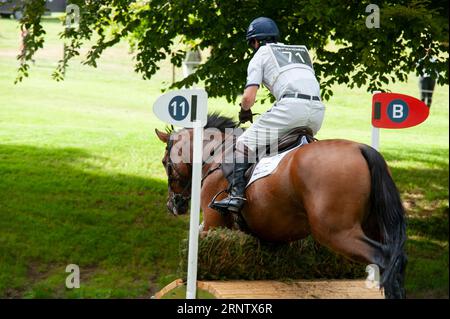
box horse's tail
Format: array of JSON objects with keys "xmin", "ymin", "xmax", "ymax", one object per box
[{"xmin": 360, "ymin": 144, "xmax": 407, "ymax": 299}]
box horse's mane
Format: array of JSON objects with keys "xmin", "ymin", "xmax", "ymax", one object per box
[
  {"xmin": 205, "ymin": 112, "xmax": 238, "ymax": 131},
  {"xmin": 165, "ymin": 112, "xmax": 238, "ymax": 134}
]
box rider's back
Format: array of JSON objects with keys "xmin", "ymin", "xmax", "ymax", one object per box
[{"xmin": 248, "ymin": 43, "xmax": 320, "ymax": 99}]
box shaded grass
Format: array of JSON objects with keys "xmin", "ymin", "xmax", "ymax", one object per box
[
  {"xmin": 386, "ymin": 146, "xmax": 449, "ymax": 298},
  {"xmin": 405, "ymin": 237, "xmax": 449, "ymax": 298},
  {"xmin": 0, "ymin": 144, "xmax": 189, "ymax": 298}
]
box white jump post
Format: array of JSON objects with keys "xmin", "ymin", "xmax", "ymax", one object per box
[
  {"xmin": 371, "ymin": 90, "xmax": 381, "ymax": 150},
  {"xmin": 371, "ymin": 126, "xmax": 380, "ymax": 151},
  {"xmin": 186, "ymin": 120, "xmax": 203, "ymax": 299},
  {"xmin": 153, "ymin": 89, "xmax": 208, "ymax": 300}
]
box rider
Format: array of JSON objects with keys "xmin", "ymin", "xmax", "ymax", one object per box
[{"xmin": 210, "ymin": 17, "xmax": 325, "ymax": 214}]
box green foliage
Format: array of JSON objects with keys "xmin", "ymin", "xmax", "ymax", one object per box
[
  {"xmin": 15, "ymin": 0, "xmax": 449, "ymax": 101},
  {"xmin": 14, "ymin": 0, "xmax": 47, "ymax": 83}
]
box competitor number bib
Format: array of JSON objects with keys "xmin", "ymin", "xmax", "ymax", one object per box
[{"xmin": 268, "ymin": 44, "xmax": 314, "ymax": 72}]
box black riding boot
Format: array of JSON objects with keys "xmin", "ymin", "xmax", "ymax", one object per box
[{"xmin": 210, "ymin": 162, "xmax": 250, "ymax": 213}]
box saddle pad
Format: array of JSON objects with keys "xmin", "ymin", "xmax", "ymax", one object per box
[{"xmin": 246, "ymin": 136, "xmax": 308, "ymax": 187}]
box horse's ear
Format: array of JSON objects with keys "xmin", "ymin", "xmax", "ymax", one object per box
[{"xmin": 155, "ymin": 129, "xmax": 169, "ymax": 143}]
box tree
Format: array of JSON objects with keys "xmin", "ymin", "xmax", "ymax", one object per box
[{"xmin": 16, "ymin": 0, "xmax": 449, "ymax": 102}]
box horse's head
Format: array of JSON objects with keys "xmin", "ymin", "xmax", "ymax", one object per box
[
  {"xmin": 155, "ymin": 127, "xmax": 193, "ymax": 216},
  {"xmin": 155, "ymin": 113, "xmax": 239, "ymax": 216}
]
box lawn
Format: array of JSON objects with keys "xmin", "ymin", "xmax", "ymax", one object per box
[{"xmin": 0, "ymin": 17, "xmax": 448, "ymax": 298}]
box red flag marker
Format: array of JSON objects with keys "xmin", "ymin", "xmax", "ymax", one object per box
[{"xmin": 372, "ymin": 93, "xmax": 430, "ymax": 129}]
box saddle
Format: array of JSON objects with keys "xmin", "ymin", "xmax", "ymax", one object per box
[{"xmin": 221, "ymin": 126, "xmax": 316, "ymax": 183}]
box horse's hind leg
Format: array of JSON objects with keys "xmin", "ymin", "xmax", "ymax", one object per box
[
  {"xmin": 313, "ymin": 226, "xmax": 386, "ymax": 265},
  {"xmin": 311, "ymin": 226, "xmax": 390, "ymax": 293}
]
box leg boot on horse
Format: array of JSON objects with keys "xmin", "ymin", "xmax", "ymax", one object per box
[
  {"xmin": 209, "ymin": 146, "xmax": 251, "ymax": 214},
  {"xmin": 209, "ymin": 162, "xmax": 250, "ymax": 213}
]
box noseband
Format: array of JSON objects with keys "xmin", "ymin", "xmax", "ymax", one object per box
[{"xmin": 166, "ymin": 138, "xmax": 192, "ymax": 204}]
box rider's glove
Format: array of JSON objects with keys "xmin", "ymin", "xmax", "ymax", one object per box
[{"xmin": 239, "ymin": 104, "xmax": 253, "ymax": 124}]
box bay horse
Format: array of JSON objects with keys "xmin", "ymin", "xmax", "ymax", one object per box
[{"xmin": 155, "ymin": 113, "xmax": 407, "ymax": 299}]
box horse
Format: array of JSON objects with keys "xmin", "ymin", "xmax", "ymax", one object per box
[{"xmin": 155, "ymin": 113, "xmax": 407, "ymax": 299}]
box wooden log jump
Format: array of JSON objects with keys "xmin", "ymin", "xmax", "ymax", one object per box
[{"xmin": 155, "ymin": 279, "xmax": 384, "ymax": 299}]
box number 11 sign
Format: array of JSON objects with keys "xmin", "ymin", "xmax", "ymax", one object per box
[
  {"xmin": 153, "ymin": 89, "xmax": 207, "ymax": 128},
  {"xmin": 153, "ymin": 88, "xmax": 208, "ymax": 299}
]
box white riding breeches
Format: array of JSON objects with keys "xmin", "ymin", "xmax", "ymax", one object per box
[{"xmin": 236, "ymin": 98, "xmax": 325, "ymax": 155}]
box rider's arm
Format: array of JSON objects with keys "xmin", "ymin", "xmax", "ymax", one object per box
[
  {"xmin": 242, "ymin": 48, "xmax": 264, "ymax": 111},
  {"xmin": 241, "ymin": 85, "xmax": 258, "ymax": 110}
]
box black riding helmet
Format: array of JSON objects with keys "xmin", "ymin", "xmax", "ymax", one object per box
[{"xmin": 246, "ymin": 17, "xmax": 280, "ymax": 47}]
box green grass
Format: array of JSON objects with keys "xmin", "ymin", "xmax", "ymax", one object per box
[{"xmin": 0, "ymin": 17, "xmax": 448, "ymax": 298}]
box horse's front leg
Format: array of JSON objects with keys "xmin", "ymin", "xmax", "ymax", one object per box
[
  {"xmin": 200, "ymin": 201, "xmax": 234, "ymax": 233},
  {"xmin": 200, "ymin": 171, "xmax": 234, "ymax": 233}
]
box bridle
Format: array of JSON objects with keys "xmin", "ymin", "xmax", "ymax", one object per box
[
  {"xmin": 165, "ymin": 138, "xmax": 192, "ymax": 207},
  {"xmin": 165, "ymin": 131, "xmax": 227, "ymax": 208}
]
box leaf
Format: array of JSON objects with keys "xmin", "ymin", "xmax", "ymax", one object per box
[{"xmin": 13, "ymin": 0, "xmax": 449, "ymax": 103}]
